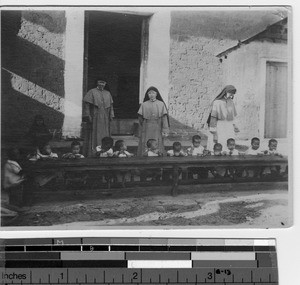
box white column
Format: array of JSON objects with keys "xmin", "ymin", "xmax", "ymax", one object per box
[
  {"xmin": 62, "ymin": 10, "xmax": 85, "ymax": 138},
  {"xmin": 141, "ymin": 11, "xmax": 171, "ymax": 105}
]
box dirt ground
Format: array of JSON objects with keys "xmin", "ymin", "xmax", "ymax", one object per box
[{"xmin": 3, "ymin": 182, "xmax": 290, "ymax": 229}]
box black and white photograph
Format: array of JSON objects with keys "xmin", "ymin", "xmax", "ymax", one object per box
[{"xmin": 1, "ymin": 6, "xmax": 291, "ymax": 229}]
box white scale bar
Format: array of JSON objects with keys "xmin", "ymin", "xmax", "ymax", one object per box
[
  {"xmin": 128, "ymin": 260, "xmax": 192, "ymax": 268},
  {"xmin": 191, "ymin": 252, "xmax": 256, "ymax": 260}
]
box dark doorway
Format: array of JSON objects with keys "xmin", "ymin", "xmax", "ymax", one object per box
[{"xmin": 85, "ymin": 11, "xmax": 144, "ymax": 119}]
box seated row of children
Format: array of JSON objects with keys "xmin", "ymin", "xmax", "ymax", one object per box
[{"xmin": 3, "ymin": 134, "xmax": 284, "ymax": 199}]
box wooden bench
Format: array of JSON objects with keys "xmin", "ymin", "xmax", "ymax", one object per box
[{"xmin": 23, "ymin": 156, "xmax": 288, "ymax": 199}]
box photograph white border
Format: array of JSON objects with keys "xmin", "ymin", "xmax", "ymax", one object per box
[{"xmin": 0, "ymin": 0, "xmax": 298, "ymax": 284}]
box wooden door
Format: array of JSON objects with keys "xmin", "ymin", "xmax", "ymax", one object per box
[{"xmin": 264, "ymin": 61, "xmax": 288, "ymax": 138}]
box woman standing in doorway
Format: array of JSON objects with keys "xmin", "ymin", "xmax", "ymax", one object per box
[
  {"xmin": 137, "ymin": 87, "xmax": 169, "ymax": 156},
  {"xmin": 207, "ymin": 85, "xmax": 240, "ymax": 149},
  {"xmin": 83, "ymin": 79, "xmax": 114, "ymax": 156}
]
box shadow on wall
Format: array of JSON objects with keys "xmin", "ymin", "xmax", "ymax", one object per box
[
  {"xmin": 171, "ymin": 10, "xmax": 287, "ymax": 42},
  {"xmin": 167, "ymin": 116, "xmax": 208, "ymax": 142},
  {"xmin": 1, "ymin": 11, "xmax": 66, "ymax": 143},
  {"xmin": 1, "ymin": 70, "xmax": 64, "ymax": 145}
]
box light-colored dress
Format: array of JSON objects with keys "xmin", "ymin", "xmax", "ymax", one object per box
[
  {"xmin": 187, "ymin": 145, "xmax": 204, "ymax": 156},
  {"xmin": 95, "ymin": 146, "xmax": 114, "ymax": 158},
  {"xmin": 83, "ymin": 88, "xmax": 114, "ymax": 155},
  {"xmin": 223, "ymin": 148, "xmax": 239, "ymax": 156},
  {"xmin": 210, "ymin": 99, "xmax": 237, "ymax": 149},
  {"xmin": 167, "ymin": 150, "xmax": 187, "ymax": 157},
  {"xmin": 137, "ymin": 100, "xmax": 169, "ymax": 156},
  {"xmin": 246, "ymin": 148, "xmax": 262, "ymax": 155},
  {"xmin": 3, "ymin": 160, "xmax": 25, "ymax": 189}
]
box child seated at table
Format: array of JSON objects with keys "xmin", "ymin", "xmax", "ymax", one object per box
[
  {"xmin": 167, "ymin": 142, "xmax": 187, "ymax": 157},
  {"xmin": 142, "ymin": 139, "xmax": 162, "ymax": 181},
  {"xmin": 222, "ymin": 138, "xmax": 239, "ymax": 156},
  {"xmin": 262, "ymin": 139, "xmax": 282, "ymax": 177},
  {"xmin": 246, "ymin": 137, "xmax": 263, "ymax": 155},
  {"xmin": 113, "ymin": 140, "xmax": 134, "ymax": 157},
  {"xmin": 113, "ymin": 140, "xmax": 134, "ymax": 186},
  {"xmin": 208, "ymin": 143, "xmax": 226, "ymax": 178},
  {"xmin": 28, "ymin": 142, "xmax": 58, "ymax": 161},
  {"xmin": 246, "ymin": 137, "xmax": 263, "ymax": 178},
  {"xmin": 187, "ymin": 135, "xmax": 204, "ymax": 156},
  {"xmin": 96, "ymin": 137, "xmax": 114, "ymax": 157},
  {"xmin": 163, "ymin": 142, "xmax": 187, "ymax": 181},
  {"xmin": 3, "ymin": 147, "xmax": 26, "ymax": 208},
  {"xmin": 62, "ymin": 140, "xmax": 85, "ymax": 159},
  {"xmin": 143, "ymin": 139, "xmax": 163, "ymax": 157},
  {"xmin": 187, "ymin": 135, "xmax": 208, "ymax": 179},
  {"xmin": 62, "ymin": 141, "xmax": 87, "ymax": 186}
]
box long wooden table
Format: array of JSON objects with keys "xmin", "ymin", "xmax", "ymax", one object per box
[{"xmin": 25, "ymin": 155, "xmax": 288, "ymax": 196}]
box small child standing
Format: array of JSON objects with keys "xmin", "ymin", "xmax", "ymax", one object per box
[
  {"xmin": 222, "ymin": 138, "xmax": 240, "ymax": 178},
  {"xmin": 187, "ymin": 135, "xmax": 208, "ymax": 179},
  {"xmin": 142, "ymin": 139, "xmax": 162, "ymax": 181},
  {"xmin": 3, "ymin": 148, "xmax": 26, "ymax": 209},
  {"xmin": 113, "ymin": 140, "xmax": 134, "ymax": 158},
  {"xmin": 62, "ymin": 140, "xmax": 85, "ymax": 159},
  {"xmin": 96, "ymin": 137, "xmax": 114, "ymax": 157},
  {"xmin": 167, "ymin": 142, "xmax": 187, "ymax": 157}
]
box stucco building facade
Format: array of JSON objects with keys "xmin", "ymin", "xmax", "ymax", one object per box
[{"xmin": 1, "ymin": 7, "xmax": 290, "ymax": 145}]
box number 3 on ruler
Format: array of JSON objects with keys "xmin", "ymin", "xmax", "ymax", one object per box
[{"xmin": 207, "ymin": 272, "xmax": 213, "ymax": 280}]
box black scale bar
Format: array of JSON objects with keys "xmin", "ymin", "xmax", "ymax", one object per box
[
  {"xmin": 2, "ymin": 245, "xmax": 277, "ymax": 252},
  {"xmin": 4, "ymin": 260, "xmax": 128, "ymax": 268}
]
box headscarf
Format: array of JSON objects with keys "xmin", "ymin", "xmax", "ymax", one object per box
[
  {"xmin": 143, "ymin": 87, "xmax": 170, "ymax": 127},
  {"xmin": 207, "ymin": 85, "xmax": 237, "ymax": 125},
  {"xmin": 213, "ymin": 85, "xmax": 236, "ymax": 101}
]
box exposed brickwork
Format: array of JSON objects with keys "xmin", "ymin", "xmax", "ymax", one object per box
[{"xmin": 1, "ymin": 11, "xmax": 66, "ymax": 142}]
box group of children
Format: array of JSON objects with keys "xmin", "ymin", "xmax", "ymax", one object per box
[{"xmin": 3, "ymin": 114, "xmax": 285, "ymax": 204}]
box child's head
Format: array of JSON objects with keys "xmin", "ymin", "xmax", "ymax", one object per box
[
  {"xmin": 192, "ymin": 135, "xmax": 201, "ymax": 148},
  {"xmin": 268, "ymin": 139, "xmax": 278, "ymax": 151},
  {"xmin": 71, "ymin": 140, "xmax": 81, "ymax": 154},
  {"xmin": 34, "ymin": 114, "xmax": 45, "ymax": 126},
  {"xmin": 147, "ymin": 139, "xmax": 158, "ymax": 150},
  {"xmin": 7, "ymin": 147, "xmax": 21, "ymax": 161},
  {"xmin": 115, "ymin": 140, "xmax": 127, "ymax": 151},
  {"xmin": 251, "ymin": 137, "xmax": 260, "ymax": 150},
  {"xmin": 101, "ymin": 137, "xmax": 114, "ymax": 150},
  {"xmin": 172, "ymin": 142, "xmax": 182, "ymax": 153},
  {"xmin": 213, "ymin": 143, "xmax": 223, "ymax": 155},
  {"xmin": 227, "ymin": 138, "xmax": 236, "ymax": 151},
  {"xmin": 39, "ymin": 143, "xmax": 52, "ymax": 155}
]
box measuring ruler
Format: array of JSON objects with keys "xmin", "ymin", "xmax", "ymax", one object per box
[{"xmin": 0, "ymin": 238, "xmax": 278, "ymax": 284}]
